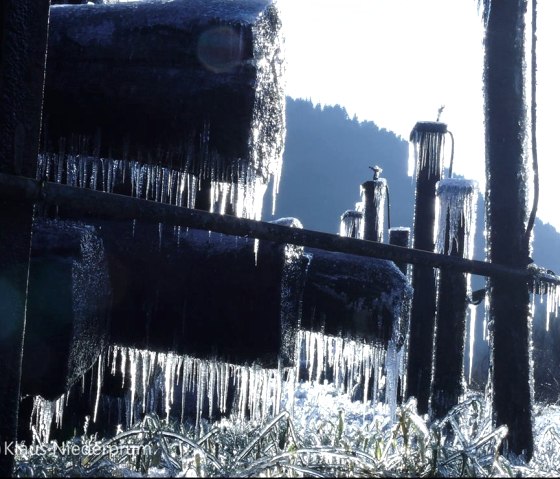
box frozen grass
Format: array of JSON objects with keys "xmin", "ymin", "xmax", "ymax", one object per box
[{"xmin": 13, "ymin": 383, "xmax": 560, "ymax": 477}]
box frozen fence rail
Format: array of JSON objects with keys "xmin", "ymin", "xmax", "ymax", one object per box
[{"xmin": 1, "ymin": 172, "xmax": 559, "ymax": 288}]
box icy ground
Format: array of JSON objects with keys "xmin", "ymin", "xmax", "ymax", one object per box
[{"xmin": 14, "ymin": 381, "xmax": 560, "ymax": 478}]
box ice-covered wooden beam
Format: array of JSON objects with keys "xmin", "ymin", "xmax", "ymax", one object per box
[
  {"xmin": 43, "ymin": 0, "xmax": 285, "ymax": 215},
  {"xmin": 2, "ymin": 173, "xmax": 560, "ymax": 287}
]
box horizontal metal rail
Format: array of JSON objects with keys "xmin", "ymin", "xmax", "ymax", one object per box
[{"xmin": 1, "ymin": 172, "xmax": 558, "ymax": 286}]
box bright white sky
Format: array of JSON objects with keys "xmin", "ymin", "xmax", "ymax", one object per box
[{"xmin": 276, "ymin": 0, "xmax": 560, "ymax": 232}]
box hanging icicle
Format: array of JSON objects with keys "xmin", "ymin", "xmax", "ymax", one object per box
[
  {"xmin": 530, "ymin": 266, "xmax": 560, "ymax": 332},
  {"xmin": 339, "ymin": 210, "xmax": 363, "ymax": 239},
  {"xmin": 435, "ymin": 179, "xmax": 478, "ymax": 259},
  {"xmin": 103, "ymin": 346, "xmax": 285, "ymax": 430},
  {"xmin": 409, "ymin": 121, "xmax": 448, "ymax": 181},
  {"xmin": 467, "ymin": 304, "xmax": 478, "ymax": 384},
  {"xmin": 296, "ymin": 330, "xmax": 388, "ymax": 405},
  {"xmin": 36, "ymin": 152, "xmax": 278, "ymax": 223},
  {"xmin": 30, "ymin": 394, "xmax": 66, "ymax": 444}
]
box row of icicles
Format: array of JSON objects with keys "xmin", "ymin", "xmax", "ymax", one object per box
[
  {"xmin": 36, "ymin": 153, "xmax": 270, "ymax": 221},
  {"xmin": 30, "ymin": 331, "xmax": 402, "ymax": 444}
]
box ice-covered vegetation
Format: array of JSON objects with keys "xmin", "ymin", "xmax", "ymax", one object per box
[{"xmin": 14, "ymin": 382, "xmax": 560, "ymax": 478}]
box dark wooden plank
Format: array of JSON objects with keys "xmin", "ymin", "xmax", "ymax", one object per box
[{"xmin": 0, "ymin": 0, "xmax": 50, "ymax": 474}]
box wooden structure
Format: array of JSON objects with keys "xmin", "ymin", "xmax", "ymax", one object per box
[
  {"xmin": 483, "ymin": 0, "xmax": 535, "ymax": 458},
  {"xmin": 0, "ymin": 1, "xmax": 51, "ymax": 475},
  {"xmin": 0, "ymin": 0, "xmax": 557, "ymax": 473},
  {"xmin": 406, "ymin": 121, "xmax": 448, "ymax": 414},
  {"xmin": 430, "ymin": 179, "xmax": 477, "ymax": 419}
]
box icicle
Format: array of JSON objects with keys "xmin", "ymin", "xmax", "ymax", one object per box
[
  {"xmin": 297, "ymin": 330, "xmax": 386, "ymax": 404},
  {"xmin": 316, "ymin": 334, "xmax": 324, "ymax": 384},
  {"xmin": 115, "ymin": 160, "xmax": 122, "ymax": 192},
  {"xmin": 128, "ymin": 348, "xmax": 138, "ymax": 428},
  {"xmin": 409, "ymin": 122, "xmax": 447, "ymax": 181},
  {"xmin": 435, "ymin": 179, "xmax": 478, "ymax": 259},
  {"xmin": 53, "ymin": 394, "xmax": 65, "ymax": 431},
  {"xmin": 339, "ymin": 210, "xmax": 363, "ymax": 239},
  {"xmin": 275, "ymin": 361, "xmax": 283, "ymax": 416},
  {"xmin": 157, "ymin": 351, "xmax": 177, "ymax": 423},
  {"xmin": 180, "ymin": 357, "xmax": 188, "ymax": 424},
  {"xmin": 188, "ymin": 174, "xmax": 198, "ymax": 209},
  {"xmin": 207, "ymin": 361, "xmax": 216, "ymax": 420},
  {"xmin": 110, "ymin": 344, "xmax": 118, "ymax": 376},
  {"xmin": 253, "ymin": 238, "xmax": 259, "ymax": 265},
  {"xmin": 93, "ymin": 353, "xmax": 103, "ymax": 423},
  {"xmin": 385, "ymin": 339, "xmax": 398, "ymax": 422},
  {"xmin": 177, "ymin": 171, "xmax": 186, "ymax": 207},
  {"xmin": 546, "ymin": 283, "xmax": 560, "ymax": 331},
  {"xmin": 146, "ymin": 163, "xmax": 154, "ymax": 200},
  {"xmin": 483, "ymin": 288, "xmax": 491, "ymax": 342},
  {"xmin": 90, "ymin": 157, "xmax": 99, "ymax": 190},
  {"xmin": 468, "ymin": 303, "xmax": 477, "ymax": 384},
  {"xmin": 142, "ymin": 349, "xmax": 150, "ymax": 413},
  {"xmin": 120, "ymin": 346, "xmax": 127, "ymax": 388},
  {"xmin": 397, "ymin": 338, "xmax": 408, "ymax": 401},
  {"xmin": 219, "ymin": 362, "xmax": 228, "ymax": 414},
  {"xmin": 66, "ymin": 155, "xmax": 77, "ymax": 187},
  {"xmin": 160, "ymin": 167, "xmax": 169, "ymax": 204},
  {"xmin": 30, "ymin": 396, "xmax": 56, "ymax": 444},
  {"xmin": 107, "ymin": 158, "xmax": 114, "ymax": 193},
  {"xmin": 248, "ymin": 364, "xmax": 259, "ymax": 420},
  {"xmin": 237, "ymin": 367, "xmax": 249, "ymax": 420},
  {"xmin": 307, "ymin": 331, "xmax": 315, "ymax": 383},
  {"xmin": 192, "ymin": 359, "xmax": 202, "ymax": 428}
]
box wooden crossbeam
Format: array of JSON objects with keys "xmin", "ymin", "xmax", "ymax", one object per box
[{"xmin": 1, "ymin": 172, "xmax": 558, "ymax": 287}]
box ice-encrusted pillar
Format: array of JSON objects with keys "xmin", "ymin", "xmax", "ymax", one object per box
[
  {"xmin": 483, "ymin": 0, "xmax": 534, "ymax": 459},
  {"xmin": 430, "ymin": 179, "xmax": 477, "ymax": 420},
  {"xmin": 405, "ymin": 121, "xmax": 447, "ymax": 414},
  {"xmin": 360, "ymin": 166, "xmax": 387, "ymax": 242},
  {"xmin": 0, "ymin": 0, "xmax": 51, "ymax": 474}
]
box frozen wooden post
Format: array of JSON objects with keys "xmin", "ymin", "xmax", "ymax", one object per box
[
  {"xmin": 430, "ymin": 179, "xmax": 477, "ymax": 420},
  {"xmin": 389, "ymin": 227, "xmax": 410, "ymax": 275},
  {"xmin": 483, "ymin": 0, "xmax": 534, "ymax": 458},
  {"xmin": 361, "ymin": 166, "xmax": 388, "ymax": 242},
  {"xmin": 405, "ymin": 121, "xmax": 447, "ymax": 414},
  {"xmin": 0, "ymin": 0, "xmax": 50, "ymax": 474}
]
